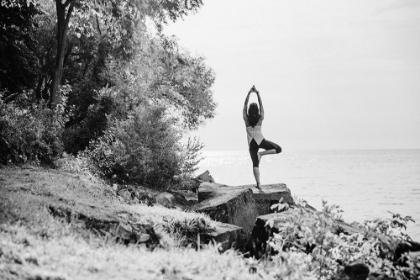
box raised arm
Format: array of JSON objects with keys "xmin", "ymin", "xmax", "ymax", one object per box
[
  {"xmin": 243, "ymin": 89, "xmax": 252, "ymax": 123},
  {"xmin": 256, "ymin": 89, "xmax": 264, "ymax": 121}
]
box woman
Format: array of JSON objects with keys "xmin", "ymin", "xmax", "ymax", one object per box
[{"xmin": 243, "ymin": 85, "xmax": 282, "ymax": 190}]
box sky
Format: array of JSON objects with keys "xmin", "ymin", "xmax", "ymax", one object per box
[{"xmin": 164, "ymin": 0, "xmax": 420, "ymax": 151}]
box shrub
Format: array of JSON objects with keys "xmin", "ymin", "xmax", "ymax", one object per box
[
  {"xmin": 0, "ymin": 90, "xmax": 67, "ymax": 165},
  {"xmin": 264, "ymin": 199, "xmax": 418, "ymax": 279},
  {"xmin": 81, "ymin": 104, "xmax": 199, "ymax": 190}
]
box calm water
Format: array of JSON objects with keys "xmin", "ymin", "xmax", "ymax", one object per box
[{"xmin": 196, "ymin": 149, "xmax": 420, "ymax": 239}]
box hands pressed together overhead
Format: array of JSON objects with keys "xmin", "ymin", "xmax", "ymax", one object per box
[{"xmin": 249, "ymin": 85, "xmax": 259, "ymax": 95}]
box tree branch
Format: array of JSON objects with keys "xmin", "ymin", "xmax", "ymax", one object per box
[
  {"xmin": 96, "ymin": 15, "xmax": 102, "ymax": 36},
  {"xmin": 63, "ymin": 0, "xmax": 73, "ymax": 8}
]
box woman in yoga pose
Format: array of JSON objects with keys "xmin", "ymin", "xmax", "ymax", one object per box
[{"xmin": 243, "ymin": 85, "xmax": 282, "ymax": 190}]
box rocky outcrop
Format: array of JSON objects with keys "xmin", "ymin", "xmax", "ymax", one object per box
[
  {"xmin": 48, "ymin": 205, "xmax": 159, "ymax": 247},
  {"xmin": 202, "ymin": 222, "xmax": 247, "ymax": 252},
  {"xmin": 231, "ymin": 183, "xmax": 294, "ymax": 215},
  {"xmin": 194, "ymin": 183, "xmax": 258, "ymax": 234},
  {"xmin": 198, "ymin": 182, "xmax": 294, "ymax": 216}
]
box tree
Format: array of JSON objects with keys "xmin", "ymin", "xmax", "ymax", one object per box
[
  {"xmin": 49, "ymin": 0, "xmax": 75, "ymax": 107},
  {"xmin": 47, "ymin": 0, "xmax": 204, "ymax": 108}
]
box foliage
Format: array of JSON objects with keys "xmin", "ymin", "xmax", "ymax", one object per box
[
  {"xmin": 264, "ymin": 198, "xmax": 418, "ymax": 279},
  {"xmin": 0, "ymin": 0, "xmax": 213, "ymax": 192},
  {"xmin": 0, "ymin": 0, "xmax": 40, "ymax": 94},
  {"xmin": 149, "ymin": 35, "xmax": 216, "ymax": 130},
  {"xmin": 0, "ymin": 89, "xmax": 70, "ymax": 165},
  {"xmin": 178, "ymin": 136, "xmax": 204, "ymax": 178},
  {"xmin": 80, "ymin": 99, "xmax": 198, "ymax": 189}
]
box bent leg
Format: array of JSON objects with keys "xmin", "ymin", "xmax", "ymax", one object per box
[
  {"xmin": 257, "ymin": 139, "xmax": 282, "ymax": 162},
  {"xmin": 259, "ymin": 139, "xmax": 282, "ymax": 154}
]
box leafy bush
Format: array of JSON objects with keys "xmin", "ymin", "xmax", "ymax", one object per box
[
  {"xmin": 0, "ymin": 90, "xmax": 68, "ymax": 165},
  {"xmin": 263, "ymin": 199, "xmax": 418, "ymax": 279},
  {"xmin": 81, "ymin": 103, "xmax": 201, "ymax": 190}
]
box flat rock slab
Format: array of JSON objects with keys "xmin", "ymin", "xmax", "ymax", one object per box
[
  {"xmin": 202, "ymin": 222, "xmax": 247, "ymax": 252},
  {"xmin": 232, "ymin": 183, "xmax": 294, "ymax": 215},
  {"xmin": 194, "ymin": 185, "xmax": 258, "ymax": 234},
  {"xmin": 198, "ymin": 182, "xmax": 294, "ymax": 216}
]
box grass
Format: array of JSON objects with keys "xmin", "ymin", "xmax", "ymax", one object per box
[
  {"xmin": 2, "ymin": 167, "xmax": 418, "ymax": 279},
  {"xmin": 0, "ymin": 222, "xmax": 268, "ymax": 280},
  {"xmin": 0, "ymin": 167, "xmax": 269, "ymax": 280}
]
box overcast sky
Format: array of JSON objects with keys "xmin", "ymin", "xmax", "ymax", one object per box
[{"xmin": 164, "ymin": 0, "xmax": 420, "ymax": 151}]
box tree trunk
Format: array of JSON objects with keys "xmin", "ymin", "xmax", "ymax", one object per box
[{"xmin": 49, "ymin": 0, "xmax": 74, "ymax": 108}]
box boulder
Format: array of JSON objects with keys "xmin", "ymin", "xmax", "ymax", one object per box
[
  {"xmin": 198, "ymin": 182, "xmax": 294, "ymax": 216},
  {"xmin": 196, "ymin": 170, "xmax": 215, "ymax": 183},
  {"xmin": 198, "ymin": 182, "xmax": 230, "ymax": 202},
  {"xmin": 155, "ymin": 191, "xmax": 194, "ymax": 210},
  {"xmin": 112, "ymin": 222, "xmax": 133, "ymax": 240},
  {"xmin": 201, "ymin": 222, "xmax": 247, "ymax": 252},
  {"xmin": 231, "ymin": 183, "xmax": 294, "ymax": 215},
  {"xmin": 48, "ymin": 205, "xmax": 159, "ymax": 247},
  {"xmin": 194, "ymin": 184, "xmax": 258, "ymax": 234},
  {"xmin": 344, "ymin": 263, "xmax": 370, "ymax": 280},
  {"xmin": 117, "ymin": 189, "xmax": 133, "ymax": 203}
]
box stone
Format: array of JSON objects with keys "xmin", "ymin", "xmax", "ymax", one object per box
[
  {"xmin": 198, "ymin": 182, "xmax": 294, "ymax": 216},
  {"xmin": 344, "ymin": 263, "xmax": 370, "ymax": 280},
  {"xmin": 196, "ymin": 170, "xmax": 215, "ymax": 183},
  {"xmin": 138, "ymin": 234, "xmax": 150, "ymax": 243},
  {"xmin": 131, "ymin": 223, "xmax": 160, "ymax": 246},
  {"xmin": 246, "ymin": 213, "xmax": 281, "ymax": 259},
  {"xmin": 155, "ymin": 191, "xmax": 194, "ymax": 210},
  {"xmin": 194, "ymin": 184, "xmax": 258, "ymax": 234},
  {"xmin": 115, "ymin": 222, "xmax": 133, "ymax": 241},
  {"xmin": 118, "ymin": 189, "xmax": 132, "ymax": 202},
  {"xmin": 198, "ymin": 182, "xmax": 229, "ymax": 202},
  {"xmin": 231, "ymin": 183, "xmax": 294, "ymax": 215},
  {"xmin": 201, "ymin": 222, "xmax": 247, "ymax": 252},
  {"xmin": 394, "ymin": 240, "xmax": 420, "ymax": 262}
]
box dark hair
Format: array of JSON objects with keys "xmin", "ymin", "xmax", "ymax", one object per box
[{"xmin": 247, "ymin": 103, "xmax": 260, "ymax": 127}]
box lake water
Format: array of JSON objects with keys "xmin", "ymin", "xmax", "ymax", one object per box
[{"xmin": 195, "ymin": 149, "xmax": 420, "ymax": 239}]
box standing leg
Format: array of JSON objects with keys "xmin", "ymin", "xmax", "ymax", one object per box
[
  {"xmin": 253, "ymin": 167, "xmax": 261, "ymax": 188},
  {"xmin": 249, "ymin": 148, "xmax": 262, "ymax": 189}
]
